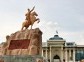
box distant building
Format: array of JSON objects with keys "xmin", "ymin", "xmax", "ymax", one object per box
[{"xmin": 42, "ymin": 33, "xmax": 84, "ymax": 62}]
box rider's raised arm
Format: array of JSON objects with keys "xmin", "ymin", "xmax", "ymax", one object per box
[{"xmin": 30, "ymin": 6, "xmax": 35, "ymax": 12}]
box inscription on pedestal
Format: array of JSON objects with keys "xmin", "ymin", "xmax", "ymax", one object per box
[{"xmin": 8, "ymin": 39, "xmax": 30, "ymax": 50}]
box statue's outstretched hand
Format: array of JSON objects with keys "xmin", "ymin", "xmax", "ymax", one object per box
[
  {"xmin": 33, "ymin": 6, "xmax": 35, "ymax": 9},
  {"xmin": 33, "ymin": 6, "xmax": 35, "ymax": 10}
]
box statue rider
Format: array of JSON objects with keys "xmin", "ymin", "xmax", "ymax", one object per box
[{"xmin": 25, "ymin": 6, "xmax": 35, "ymax": 22}]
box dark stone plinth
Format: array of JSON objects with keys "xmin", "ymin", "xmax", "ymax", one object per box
[{"xmin": 0, "ymin": 55, "xmax": 43, "ymax": 62}]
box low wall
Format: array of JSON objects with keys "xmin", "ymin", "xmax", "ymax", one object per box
[{"xmin": 0, "ymin": 55, "xmax": 43, "ymax": 62}]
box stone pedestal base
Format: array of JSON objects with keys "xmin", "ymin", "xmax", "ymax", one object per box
[{"xmin": 0, "ymin": 55, "xmax": 43, "ymax": 62}]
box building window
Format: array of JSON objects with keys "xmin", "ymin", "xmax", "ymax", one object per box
[
  {"xmin": 75, "ymin": 50, "xmax": 84, "ymax": 61},
  {"xmin": 66, "ymin": 42, "xmax": 75, "ymax": 47}
]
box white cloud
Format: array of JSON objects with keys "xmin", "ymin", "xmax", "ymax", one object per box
[{"xmin": 38, "ymin": 20, "xmax": 60, "ymax": 42}]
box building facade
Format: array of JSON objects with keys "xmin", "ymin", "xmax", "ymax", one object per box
[{"xmin": 42, "ymin": 34, "xmax": 84, "ymax": 62}]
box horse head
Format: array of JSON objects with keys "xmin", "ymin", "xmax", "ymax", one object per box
[{"xmin": 32, "ymin": 11, "xmax": 38, "ymax": 16}]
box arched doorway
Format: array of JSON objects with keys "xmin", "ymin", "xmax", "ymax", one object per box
[{"xmin": 53, "ymin": 55, "xmax": 60, "ymax": 62}]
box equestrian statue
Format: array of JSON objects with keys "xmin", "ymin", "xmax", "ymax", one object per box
[{"xmin": 21, "ymin": 6, "xmax": 40, "ymax": 30}]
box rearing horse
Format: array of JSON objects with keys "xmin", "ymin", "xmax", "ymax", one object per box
[{"xmin": 21, "ymin": 11, "xmax": 40, "ymax": 30}]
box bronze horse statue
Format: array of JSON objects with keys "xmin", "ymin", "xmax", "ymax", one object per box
[{"xmin": 21, "ymin": 11, "xmax": 40, "ymax": 30}]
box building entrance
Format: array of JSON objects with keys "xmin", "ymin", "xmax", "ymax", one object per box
[{"xmin": 53, "ymin": 55, "xmax": 60, "ymax": 62}]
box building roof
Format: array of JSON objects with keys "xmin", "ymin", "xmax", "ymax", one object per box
[
  {"xmin": 65, "ymin": 42, "xmax": 76, "ymax": 47},
  {"xmin": 49, "ymin": 35, "xmax": 64, "ymax": 40}
]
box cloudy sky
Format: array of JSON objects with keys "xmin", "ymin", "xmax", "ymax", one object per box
[{"xmin": 0, "ymin": 0, "xmax": 84, "ymax": 45}]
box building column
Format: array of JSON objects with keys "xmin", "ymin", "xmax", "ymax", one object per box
[
  {"xmin": 42, "ymin": 49, "xmax": 43, "ymax": 57},
  {"xmin": 69, "ymin": 49, "xmax": 71, "ymax": 61},
  {"xmin": 61, "ymin": 47, "xmax": 63, "ymax": 62},
  {"xmin": 50, "ymin": 46, "xmax": 51, "ymax": 62},
  {"xmin": 73, "ymin": 49, "xmax": 75, "ymax": 62},
  {"xmin": 65, "ymin": 49, "xmax": 67, "ymax": 62},
  {"xmin": 46, "ymin": 48, "xmax": 48, "ymax": 59}
]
